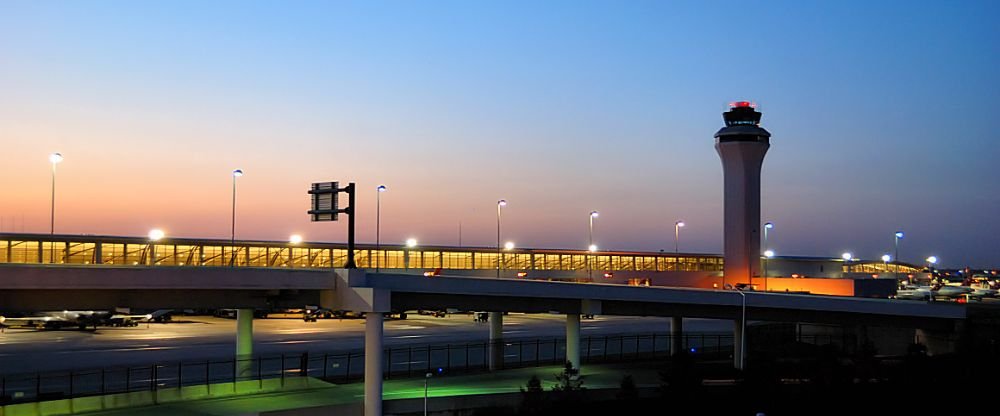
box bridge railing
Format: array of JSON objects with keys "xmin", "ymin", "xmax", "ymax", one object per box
[{"xmin": 0, "ymin": 332, "xmax": 733, "ymax": 405}]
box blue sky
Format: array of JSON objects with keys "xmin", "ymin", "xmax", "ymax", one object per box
[{"xmin": 1, "ymin": 1, "xmax": 998, "ymax": 267}]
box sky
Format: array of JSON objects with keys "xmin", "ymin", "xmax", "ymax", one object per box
[{"xmin": 1, "ymin": 1, "xmax": 998, "ymax": 268}]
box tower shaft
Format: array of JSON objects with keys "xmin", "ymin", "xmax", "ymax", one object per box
[{"xmin": 714, "ymin": 102, "xmax": 771, "ymax": 287}]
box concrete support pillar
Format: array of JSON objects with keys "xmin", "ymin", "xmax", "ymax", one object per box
[
  {"xmin": 365, "ymin": 312, "xmax": 384, "ymax": 416},
  {"xmin": 566, "ymin": 314, "xmax": 580, "ymax": 370},
  {"xmin": 733, "ymin": 318, "xmax": 745, "ymax": 370},
  {"xmin": 236, "ymin": 308, "xmax": 254, "ymax": 379},
  {"xmin": 671, "ymin": 316, "xmax": 683, "ymax": 356},
  {"xmin": 488, "ymin": 311, "xmax": 503, "ymax": 370}
]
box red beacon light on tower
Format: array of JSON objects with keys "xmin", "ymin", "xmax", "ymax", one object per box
[{"xmin": 729, "ymin": 101, "xmax": 756, "ymax": 109}]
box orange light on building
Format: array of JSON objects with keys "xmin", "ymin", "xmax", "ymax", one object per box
[
  {"xmin": 603, "ymin": 272, "xmax": 614, "ymax": 279},
  {"xmin": 516, "ymin": 272, "xmax": 528, "ymax": 278}
]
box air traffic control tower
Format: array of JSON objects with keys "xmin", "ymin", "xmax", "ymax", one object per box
[{"xmin": 715, "ymin": 101, "xmax": 771, "ymax": 286}]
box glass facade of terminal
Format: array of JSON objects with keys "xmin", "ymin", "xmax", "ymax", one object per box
[
  {"xmin": 0, "ymin": 233, "xmax": 918, "ymax": 275},
  {"xmin": 0, "ymin": 234, "xmax": 723, "ymax": 272}
]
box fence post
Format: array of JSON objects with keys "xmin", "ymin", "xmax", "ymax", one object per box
[
  {"xmin": 258, "ymin": 357, "xmax": 264, "ymax": 390},
  {"xmin": 35, "ymin": 372, "xmax": 40, "ymax": 398},
  {"xmin": 535, "ymin": 340, "xmax": 540, "ymax": 367},
  {"xmin": 126, "ymin": 367, "xmax": 131, "ymax": 393},
  {"xmin": 518, "ymin": 341, "xmax": 523, "ymax": 367},
  {"xmin": 408, "ymin": 347, "xmax": 413, "ymax": 377},
  {"xmin": 344, "ymin": 352, "xmax": 352, "ymax": 384},
  {"xmin": 151, "ymin": 364, "xmax": 157, "ymax": 392},
  {"xmin": 280, "ymin": 354, "xmax": 286, "ymax": 387},
  {"xmin": 464, "ymin": 344, "xmax": 469, "ymax": 371},
  {"xmin": 69, "ymin": 371, "xmax": 74, "ymax": 397},
  {"xmin": 205, "ymin": 360, "xmax": 210, "ymax": 395},
  {"xmin": 301, "ymin": 352, "xmax": 309, "ymax": 377},
  {"xmin": 603, "ymin": 336, "xmax": 609, "ymax": 361},
  {"xmin": 178, "ymin": 362, "xmax": 182, "ymax": 393},
  {"xmin": 386, "ymin": 348, "xmax": 392, "ymax": 380},
  {"xmin": 323, "ymin": 353, "xmax": 329, "ymax": 379},
  {"xmin": 619, "ymin": 336, "xmax": 624, "ymax": 361}
]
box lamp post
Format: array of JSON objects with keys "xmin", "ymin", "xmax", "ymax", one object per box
[
  {"xmin": 231, "ymin": 169, "xmax": 244, "ymax": 266},
  {"xmin": 148, "ymin": 229, "xmax": 165, "ymax": 266},
  {"xmin": 894, "ymin": 231, "xmax": 904, "ymax": 279},
  {"xmin": 376, "ymin": 185, "xmax": 387, "ymax": 272},
  {"xmin": 842, "ymin": 252, "xmax": 853, "ymax": 276},
  {"xmin": 423, "ymin": 372, "xmax": 433, "ymax": 416},
  {"xmin": 764, "ymin": 250, "xmax": 776, "ymax": 291},
  {"xmin": 734, "ymin": 286, "xmax": 747, "ymax": 370},
  {"xmin": 673, "ymin": 221, "xmax": 685, "ymax": 255},
  {"xmin": 881, "ymin": 254, "xmax": 891, "ymax": 277},
  {"xmin": 926, "ymin": 256, "xmax": 938, "ymax": 285},
  {"xmin": 589, "ymin": 211, "xmax": 599, "ymax": 279},
  {"xmin": 496, "ymin": 200, "xmax": 506, "ymax": 278},
  {"xmin": 49, "ymin": 153, "xmax": 63, "ymax": 236}
]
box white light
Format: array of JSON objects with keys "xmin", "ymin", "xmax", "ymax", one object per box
[
  {"xmin": 232, "ymin": 169, "xmax": 244, "ymax": 177},
  {"xmin": 926, "ymin": 256, "xmax": 938, "ymax": 265},
  {"xmin": 377, "ymin": 185, "xmax": 387, "ymax": 192},
  {"xmin": 676, "ymin": 221, "xmax": 685, "ymax": 228},
  {"xmin": 588, "ymin": 244, "xmax": 598, "ymax": 252},
  {"xmin": 289, "ymin": 234, "xmax": 303, "ymax": 244},
  {"xmin": 881, "ymin": 254, "xmax": 891, "ymax": 262},
  {"xmin": 842, "ymin": 252, "xmax": 853, "ymax": 261},
  {"xmin": 498, "ymin": 199, "xmax": 507, "ymax": 207},
  {"xmin": 406, "ymin": 238, "xmax": 417, "ymax": 248},
  {"xmin": 590, "ymin": 211, "xmax": 599, "ymax": 218},
  {"xmin": 49, "ymin": 153, "xmax": 63, "ymax": 164},
  {"xmin": 764, "ymin": 250, "xmax": 775, "ymax": 258},
  {"xmin": 764, "ymin": 222, "xmax": 774, "ymax": 229},
  {"xmin": 148, "ymin": 229, "xmax": 165, "ymax": 241},
  {"xmin": 895, "ymin": 231, "xmax": 904, "ymax": 239},
  {"xmin": 504, "ymin": 241, "xmax": 515, "ymax": 250}
]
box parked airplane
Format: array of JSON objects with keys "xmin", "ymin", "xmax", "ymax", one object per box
[{"xmin": 0, "ymin": 310, "xmax": 108, "ymax": 330}]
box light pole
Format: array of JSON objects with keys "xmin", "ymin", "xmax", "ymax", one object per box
[
  {"xmin": 842, "ymin": 252, "xmax": 853, "ymax": 276},
  {"xmin": 423, "ymin": 372, "xmax": 433, "ymax": 416},
  {"xmin": 926, "ymin": 256, "xmax": 938, "ymax": 284},
  {"xmin": 894, "ymin": 231, "xmax": 904, "ymax": 279},
  {"xmin": 763, "ymin": 250, "xmax": 774, "ymax": 288},
  {"xmin": 673, "ymin": 221, "xmax": 685, "ymax": 255},
  {"xmin": 497, "ymin": 199, "xmax": 506, "ymax": 278},
  {"xmin": 589, "ymin": 211, "xmax": 599, "ymax": 279},
  {"xmin": 734, "ymin": 286, "xmax": 747, "ymax": 370},
  {"xmin": 376, "ymin": 185, "xmax": 387, "ymax": 272},
  {"xmin": 881, "ymin": 254, "xmax": 891, "ymax": 277},
  {"xmin": 231, "ymin": 169, "xmax": 244, "ymax": 266},
  {"xmin": 148, "ymin": 229, "xmax": 165, "ymax": 266},
  {"xmin": 49, "ymin": 153, "xmax": 63, "ymax": 236},
  {"xmin": 762, "ymin": 222, "xmax": 774, "ymax": 281}
]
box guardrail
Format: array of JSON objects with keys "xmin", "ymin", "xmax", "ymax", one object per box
[{"xmin": 0, "ymin": 332, "xmax": 737, "ymax": 405}]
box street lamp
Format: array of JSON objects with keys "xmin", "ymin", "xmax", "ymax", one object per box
[
  {"xmin": 763, "ymin": 222, "xmax": 774, "ymax": 253},
  {"xmin": 148, "ymin": 229, "xmax": 165, "ymax": 241},
  {"xmin": 881, "ymin": 254, "xmax": 891, "ymax": 276},
  {"xmin": 148, "ymin": 229, "xmax": 165, "ymax": 266},
  {"xmin": 926, "ymin": 256, "xmax": 938, "ymax": 283},
  {"xmin": 726, "ymin": 284, "xmax": 747, "ymax": 371},
  {"xmin": 497, "ymin": 199, "xmax": 506, "ymax": 278},
  {"xmin": 842, "ymin": 252, "xmax": 853, "ymax": 275},
  {"xmin": 894, "ymin": 231, "xmax": 904, "ymax": 279},
  {"xmin": 763, "ymin": 250, "xmax": 775, "ymax": 285},
  {"xmin": 423, "ymin": 372, "xmax": 433, "ymax": 416},
  {"xmin": 589, "ymin": 211, "xmax": 599, "ymax": 279},
  {"xmin": 376, "ymin": 185, "xmax": 387, "ymax": 272},
  {"xmin": 289, "ymin": 234, "xmax": 303, "ymax": 244},
  {"xmin": 231, "ymin": 169, "xmax": 244, "ymax": 266},
  {"xmin": 674, "ymin": 221, "xmax": 685, "ymax": 255},
  {"xmin": 406, "ymin": 238, "xmax": 417, "ymax": 248},
  {"xmin": 49, "ymin": 153, "xmax": 63, "ymax": 236},
  {"xmin": 504, "ymin": 241, "xmax": 515, "ymax": 250}
]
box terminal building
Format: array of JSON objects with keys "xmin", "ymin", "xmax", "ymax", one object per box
[{"xmin": 0, "ymin": 233, "xmax": 919, "ymax": 297}]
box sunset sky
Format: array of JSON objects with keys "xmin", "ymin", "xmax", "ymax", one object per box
[{"xmin": 1, "ymin": 1, "xmax": 997, "ymax": 267}]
